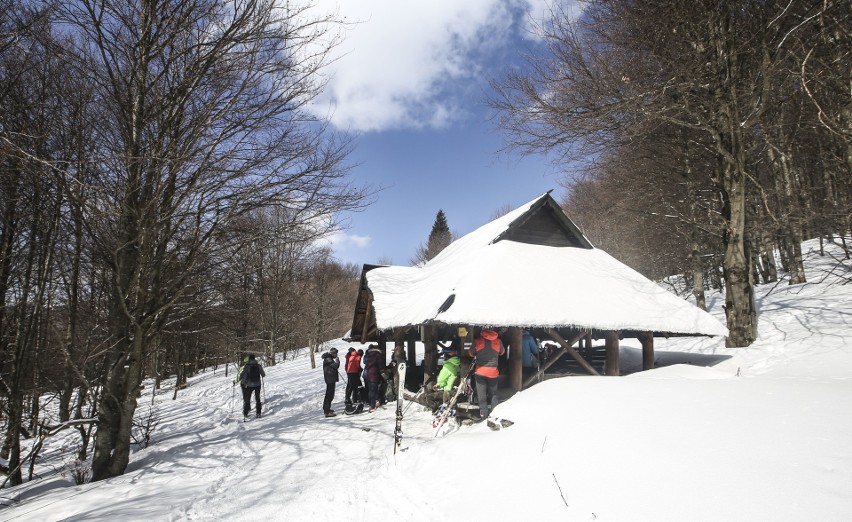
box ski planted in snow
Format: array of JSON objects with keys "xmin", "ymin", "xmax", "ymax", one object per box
[{"xmin": 393, "ymin": 362, "xmax": 407, "ymax": 454}]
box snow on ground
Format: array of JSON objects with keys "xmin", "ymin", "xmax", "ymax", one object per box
[{"xmin": 1, "ymin": 238, "xmax": 850, "ymax": 521}]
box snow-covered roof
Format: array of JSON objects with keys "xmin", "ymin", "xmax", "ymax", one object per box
[{"xmin": 356, "ymin": 192, "xmax": 727, "ymax": 338}]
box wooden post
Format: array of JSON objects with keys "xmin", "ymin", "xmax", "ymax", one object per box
[
  {"xmin": 392, "ymin": 330, "xmax": 406, "ymax": 363},
  {"xmin": 640, "ymin": 332, "xmax": 655, "ymax": 371},
  {"xmin": 406, "ymin": 339, "xmax": 416, "ymax": 367},
  {"xmin": 508, "ymin": 327, "xmax": 523, "ymax": 392},
  {"xmin": 422, "ymin": 325, "xmax": 439, "ymax": 386},
  {"xmin": 378, "ymin": 331, "xmax": 388, "ymax": 364},
  {"xmin": 605, "ymin": 331, "xmax": 620, "ymax": 376},
  {"xmin": 393, "ymin": 342, "xmax": 405, "ymax": 364}
]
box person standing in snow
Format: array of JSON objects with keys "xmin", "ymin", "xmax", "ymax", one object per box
[
  {"xmin": 322, "ymin": 347, "xmax": 340, "ymax": 417},
  {"xmin": 239, "ymin": 354, "xmax": 265, "ymax": 419},
  {"xmin": 363, "ymin": 344, "xmax": 383, "ymax": 411},
  {"xmin": 344, "ymin": 347, "xmax": 363, "ymax": 408},
  {"xmin": 468, "ymin": 329, "xmax": 505, "ymax": 420}
]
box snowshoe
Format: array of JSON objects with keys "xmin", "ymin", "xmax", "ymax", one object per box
[{"xmin": 344, "ymin": 402, "xmax": 364, "ymax": 415}]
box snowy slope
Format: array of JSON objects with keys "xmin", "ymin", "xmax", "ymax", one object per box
[{"xmin": 0, "ymin": 238, "xmax": 850, "ymax": 521}]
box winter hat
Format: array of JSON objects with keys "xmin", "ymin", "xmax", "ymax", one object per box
[
  {"xmin": 248, "ymin": 354, "xmax": 256, "ymax": 361},
  {"xmin": 329, "ymin": 347, "xmax": 338, "ymax": 355}
]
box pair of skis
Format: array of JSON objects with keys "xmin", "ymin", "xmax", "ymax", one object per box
[
  {"xmin": 433, "ymin": 360, "xmax": 476, "ymax": 438},
  {"xmin": 392, "ymin": 363, "xmax": 429, "ymax": 453},
  {"xmin": 393, "ymin": 363, "xmax": 407, "ymax": 454}
]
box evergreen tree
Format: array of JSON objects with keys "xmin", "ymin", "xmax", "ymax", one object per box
[{"xmin": 413, "ymin": 210, "xmax": 453, "ymax": 264}]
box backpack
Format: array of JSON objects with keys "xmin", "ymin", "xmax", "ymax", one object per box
[{"xmin": 247, "ymin": 363, "xmax": 261, "ymax": 382}]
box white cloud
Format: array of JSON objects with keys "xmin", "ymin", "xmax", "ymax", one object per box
[
  {"xmin": 307, "ymin": 0, "xmax": 550, "ymax": 133},
  {"xmin": 324, "ymin": 231, "xmax": 371, "ymax": 250}
]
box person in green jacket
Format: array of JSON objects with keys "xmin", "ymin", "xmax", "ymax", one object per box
[{"xmin": 434, "ymin": 347, "xmax": 461, "ymax": 404}]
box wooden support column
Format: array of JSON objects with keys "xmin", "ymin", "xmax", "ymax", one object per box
[
  {"xmin": 639, "ymin": 332, "xmax": 655, "ymax": 371},
  {"xmin": 406, "ymin": 339, "xmax": 416, "ymax": 367},
  {"xmin": 605, "ymin": 331, "xmax": 620, "ymax": 376},
  {"xmin": 392, "ymin": 330, "xmax": 406, "ymax": 364},
  {"xmin": 508, "ymin": 327, "xmax": 523, "ymax": 392},
  {"xmin": 421, "ymin": 325, "xmax": 439, "ymax": 386},
  {"xmin": 378, "ymin": 331, "xmax": 388, "ymax": 364}
]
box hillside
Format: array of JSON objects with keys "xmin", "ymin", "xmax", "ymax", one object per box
[{"xmin": 1, "ymin": 238, "xmax": 850, "ymax": 521}]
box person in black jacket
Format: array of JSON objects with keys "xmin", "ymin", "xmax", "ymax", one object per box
[
  {"xmin": 238, "ymin": 354, "xmax": 265, "ymax": 419},
  {"xmin": 321, "ymin": 347, "xmax": 340, "ymax": 417},
  {"xmin": 363, "ymin": 344, "xmax": 383, "ymax": 411}
]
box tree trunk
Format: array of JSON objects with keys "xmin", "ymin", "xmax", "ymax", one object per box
[
  {"xmin": 720, "ymin": 165, "xmax": 758, "ymax": 347},
  {"xmin": 690, "ymin": 240, "xmax": 706, "ymax": 310},
  {"xmin": 784, "ymin": 224, "xmax": 806, "ymax": 285},
  {"xmin": 91, "ymin": 334, "xmax": 144, "ymax": 481}
]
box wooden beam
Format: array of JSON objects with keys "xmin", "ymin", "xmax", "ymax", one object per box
[
  {"xmin": 508, "ymin": 327, "xmax": 523, "ymax": 392},
  {"xmin": 639, "ymin": 331, "xmax": 655, "ymax": 371},
  {"xmin": 523, "ymin": 330, "xmax": 595, "ymax": 387},
  {"xmin": 605, "ymin": 331, "xmax": 620, "ymax": 376},
  {"xmin": 360, "ymin": 298, "xmax": 372, "ymax": 343}
]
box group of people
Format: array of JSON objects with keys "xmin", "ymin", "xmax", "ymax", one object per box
[
  {"xmin": 321, "ymin": 343, "xmax": 402, "ymax": 417},
  {"xmin": 235, "ymin": 327, "xmax": 542, "ymax": 422},
  {"xmin": 424, "ymin": 328, "xmax": 541, "ymax": 420}
]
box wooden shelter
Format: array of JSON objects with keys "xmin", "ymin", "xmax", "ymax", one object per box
[{"xmin": 348, "ymin": 191, "xmax": 727, "ymax": 394}]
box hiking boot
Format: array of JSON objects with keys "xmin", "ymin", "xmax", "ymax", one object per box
[{"xmin": 325, "ymin": 411, "xmax": 337, "ymax": 418}]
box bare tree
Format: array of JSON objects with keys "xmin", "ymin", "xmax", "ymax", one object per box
[
  {"xmin": 55, "ymin": 0, "xmax": 367, "ymax": 480},
  {"xmin": 492, "ymin": 0, "xmax": 836, "ymax": 346}
]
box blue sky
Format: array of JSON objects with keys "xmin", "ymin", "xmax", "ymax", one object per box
[{"xmin": 310, "ymin": 1, "xmax": 577, "ymax": 266}]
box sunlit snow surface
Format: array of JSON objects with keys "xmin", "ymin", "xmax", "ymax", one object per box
[{"xmin": 1, "ymin": 239, "xmax": 850, "ymax": 521}]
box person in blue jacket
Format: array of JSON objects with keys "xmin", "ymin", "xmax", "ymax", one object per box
[{"xmin": 522, "ymin": 329, "xmax": 540, "ymax": 370}]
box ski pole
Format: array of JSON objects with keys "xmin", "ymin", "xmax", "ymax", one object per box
[{"xmin": 401, "ymin": 384, "xmax": 426, "ymax": 415}]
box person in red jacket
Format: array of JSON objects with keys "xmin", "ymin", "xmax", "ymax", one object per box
[
  {"xmin": 468, "ymin": 329, "xmax": 505, "ymax": 420},
  {"xmin": 344, "ymin": 347, "xmax": 363, "ymax": 407}
]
